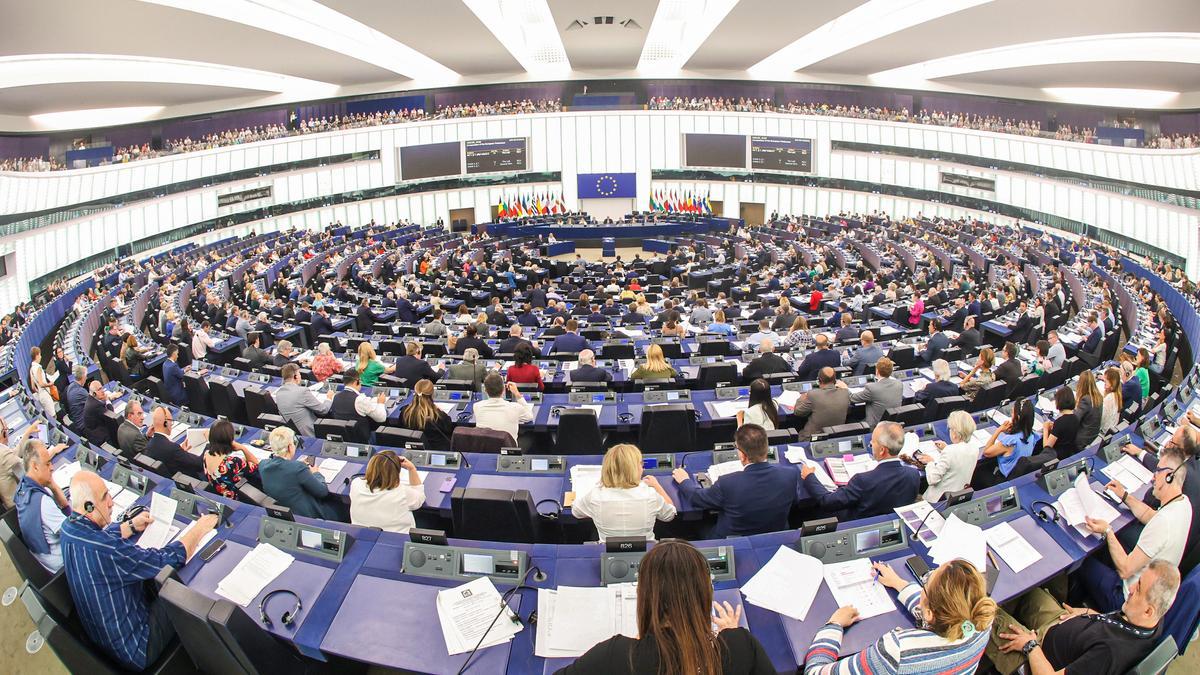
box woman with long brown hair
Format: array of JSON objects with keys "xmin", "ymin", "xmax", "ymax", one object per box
[
  {"xmin": 398, "ymin": 379, "xmax": 454, "ymax": 451},
  {"xmin": 559, "ymin": 539, "xmax": 772, "ymax": 674}
]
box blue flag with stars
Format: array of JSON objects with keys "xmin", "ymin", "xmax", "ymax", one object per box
[{"xmin": 576, "ymin": 172, "xmax": 637, "ymax": 199}]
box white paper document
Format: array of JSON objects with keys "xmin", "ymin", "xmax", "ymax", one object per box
[
  {"xmin": 535, "ymin": 584, "xmax": 638, "ymax": 658},
  {"xmin": 569, "ymin": 464, "xmax": 603, "ymax": 499},
  {"xmin": 315, "ymin": 457, "xmax": 347, "ymax": 483},
  {"xmin": 707, "ymin": 459, "xmax": 745, "ymax": 483},
  {"xmin": 741, "ymin": 547, "xmax": 823, "ymax": 621},
  {"xmin": 437, "ymin": 576, "xmax": 522, "ymax": 655},
  {"xmin": 435, "ymin": 401, "xmax": 458, "ymax": 414},
  {"xmin": 169, "ymin": 422, "xmax": 191, "ymax": 442},
  {"xmin": 984, "ymin": 521, "xmax": 1042, "ymax": 573},
  {"xmin": 1102, "ymin": 455, "xmax": 1154, "ymax": 492},
  {"xmin": 53, "ymin": 461, "xmax": 82, "ymax": 489},
  {"xmin": 824, "ymin": 454, "xmax": 877, "ymax": 485},
  {"xmin": 216, "ymin": 543, "xmax": 295, "ymax": 606},
  {"xmin": 136, "ymin": 492, "xmax": 181, "ymax": 550},
  {"xmin": 928, "ymin": 514, "xmax": 987, "ymax": 572},
  {"xmin": 784, "ymin": 445, "xmax": 836, "ymax": 491},
  {"xmin": 710, "ymin": 399, "xmax": 747, "ymax": 419},
  {"xmin": 823, "ymin": 558, "xmax": 895, "ymax": 619},
  {"xmin": 186, "ymin": 428, "xmax": 210, "ymax": 450},
  {"xmin": 778, "ymin": 389, "xmax": 803, "ymax": 410},
  {"xmin": 894, "ymin": 500, "xmax": 946, "ymax": 545}
]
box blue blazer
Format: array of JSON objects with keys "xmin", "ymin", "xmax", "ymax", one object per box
[
  {"xmin": 259, "ymin": 456, "xmax": 339, "ymax": 519},
  {"xmin": 678, "ymin": 462, "xmax": 815, "ymax": 538},
  {"xmin": 162, "ymin": 359, "xmax": 187, "ymax": 406},
  {"xmin": 796, "ymin": 349, "xmax": 841, "ymax": 381},
  {"xmin": 1081, "ymin": 328, "xmax": 1102, "ymax": 354},
  {"xmin": 551, "ymin": 332, "xmax": 589, "ymax": 354},
  {"xmin": 921, "ymin": 331, "xmax": 951, "ymax": 364},
  {"xmin": 915, "ymin": 379, "xmax": 961, "ymax": 405},
  {"xmin": 807, "ymin": 459, "xmax": 921, "ymax": 521}
]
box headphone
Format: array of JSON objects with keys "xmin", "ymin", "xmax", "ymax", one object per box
[
  {"xmin": 1165, "ymin": 463, "xmax": 1182, "ymax": 484},
  {"xmin": 259, "ymin": 589, "xmax": 302, "ymax": 628},
  {"xmin": 1028, "ymin": 500, "xmax": 1060, "ymax": 524}
]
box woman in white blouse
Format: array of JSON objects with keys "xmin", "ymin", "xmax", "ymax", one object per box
[
  {"xmin": 918, "ymin": 410, "xmax": 980, "ymax": 502},
  {"xmin": 28, "ymin": 346, "xmax": 56, "ymax": 416},
  {"xmin": 571, "ymin": 444, "xmax": 677, "ymax": 542},
  {"xmin": 736, "ymin": 379, "xmax": 778, "ymax": 431},
  {"xmin": 1100, "ymin": 366, "xmax": 1123, "ymax": 434},
  {"xmin": 349, "ymin": 450, "xmax": 426, "ymax": 533}
]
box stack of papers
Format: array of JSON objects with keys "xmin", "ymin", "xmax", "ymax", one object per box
[
  {"xmin": 987, "ymin": 409, "xmax": 1010, "ymax": 428},
  {"xmin": 894, "ymin": 501, "xmax": 946, "ymax": 545},
  {"xmin": 971, "ymin": 429, "xmax": 994, "ymax": 448},
  {"xmin": 169, "ymin": 422, "xmax": 191, "ymax": 442},
  {"xmin": 136, "ymin": 493, "xmax": 181, "ymax": 550},
  {"xmin": 186, "ymin": 428, "xmax": 209, "ymax": 454},
  {"xmin": 983, "ymin": 521, "xmax": 1042, "ymax": 573},
  {"xmin": 741, "ymin": 547, "xmax": 823, "ymax": 620},
  {"xmin": 535, "ymin": 585, "xmax": 637, "ymax": 658},
  {"xmin": 777, "ymin": 390, "xmax": 803, "ymax": 410},
  {"xmin": 824, "ymin": 558, "xmax": 895, "ymax": 619},
  {"xmin": 315, "ymin": 457, "xmax": 347, "ymax": 483},
  {"xmin": 928, "ymin": 514, "xmax": 987, "ymax": 572},
  {"xmin": 216, "ymin": 543, "xmax": 295, "ymax": 606},
  {"xmin": 52, "ymin": 461, "xmax": 82, "ymax": 489},
  {"xmin": 710, "ymin": 399, "xmax": 748, "ymax": 419},
  {"xmin": 1055, "ymin": 473, "xmax": 1121, "ymax": 537},
  {"xmin": 438, "ymin": 577, "xmax": 522, "ymax": 655},
  {"xmin": 570, "ymin": 464, "xmax": 603, "ymax": 499},
  {"xmin": 1102, "ymin": 455, "xmax": 1154, "ymax": 492},
  {"xmin": 784, "ymin": 446, "xmax": 836, "ymax": 490},
  {"xmin": 434, "ymin": 402, "xmax": 458, "ymax": 415},
  {"xmin": 825, "ymin": 454, "xmax": 878, "ymax": 485},
  {"xmin": 707, "ymin": 459, "xmax": 745, "ymax": 483}
]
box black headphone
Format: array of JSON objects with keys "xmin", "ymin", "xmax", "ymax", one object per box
[
  {"xmin": 1165, "ymin": 463, "xmax": 1182, "ymax": 484},
  {"xmin": 1028, "ymin": 500, "xmax": 1060, "ymax": 523},
  {"xmin": 259, "ymin": 589, "xmax": 302, "ymax": 628},
  {"xmin": 84, "ymin": 501, "xmax": 95, "ymax": 513}
]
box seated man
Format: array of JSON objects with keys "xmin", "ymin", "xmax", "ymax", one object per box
[
  {"xmin": 987, "ymin": 559, "xmax": 1180, "ymax": 675},
  {"xmin": 82, "ymin": 381, "xmax": 115, "ymax": 447},
  {"xmin": 833, "ymin": 313, "xmax": 859, "ymax": 342},
  {"xmin": 795, "ymin": 334, "xmax": 841, "ymax": 381},
  {"xmin": 15, "ymin": 437, "xmax": 71, "ymax": 571},
  {"xmin": 845, "ymin": 330, "xmax": 883, "ymax": 376},
  {"xmin": 920, "ymin": 320, "xmax": 950, "ymax": 365},
  {"xmin": 146, "ymin": 407, "xmax": 204, "ymax": 480},
  {"xmin": 498, "ymin": 325, "xmax": 532, "ymax": 355},
  {"xmin": 272, "ymin": 339, "xmax": 299, "ymax": 367},
  {"xmin": 802, "ymin": 421, "xmax": 921, "ymax": 520},
  {"xmin": 793, "ymin": 368, "xmax": 851, "ymax": 439},
  {"xmin": 953, "ymin": 316, "xmax": 982, "ymax": 350},
  {"xmin": 916, "ymin": 359, "xmax": 961, "ymax": 407},
  {"xmin": 242, "ymin": 331, "xmax": 271, "ymax": 370},
  {"xmin": 1075, "ymin": 443, "xmax": 1193, "ymax": 611},
  {"xmin": 569, "ymin": 349, "xmax": 612, "ymax": 384},
  {"xmin": 673, "ymin": 424, "xmax": 817, "ymax": 537},
  {"xmin": 115, "ymin": 400, "xmax": 148, "ymax": 459},
  {"xmin": 61, "ymin": 471, "xmax": 217, "ymax": 671},
  {"xmin": 473, "ymin": 373, "xmax": 534, "ymax": 446},
  {"xmin": 741, "ymin": 339, "xmax": 790, "ymax": 382},
  {"xmin": 851, "ymin": 357, "xmax": 904, "ymax": 428}
]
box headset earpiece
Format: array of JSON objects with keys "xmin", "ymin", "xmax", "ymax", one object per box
[{"xmin": 84, "ymin": 501, "xmax": 95, "ymax": 513}]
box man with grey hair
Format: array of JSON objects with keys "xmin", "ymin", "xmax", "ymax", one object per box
[
  {"xmin": 988, "ymin": 558, "xmax": 1180, "ymax": 675},
  {"xmin": 116, "ymin": 399, "xmax": 148, "ymax": 459},
  {"xmin": 272, "ymin": 339, "xmax": 297, "ymax": 367},
  {"xmin": 14, "ymin": 436, "xmax": 70, "ymax": 571},
  {"xmin": 66, "ymin": 364, "xmax": 89, "ymax": 430},
  {"xmin": 801, "ymin": 420, "xmax": 921, "ymax": 520},
  {"xmin": 743, "ymin": 339, "xmax": 790, "ymax": 382},
  {"xmin": 498, "ymin": 324, "xmax": 531, "ymax": 355},
  {"xmin": 448, "ymin": 347, "xmax": 488, "ymax": 389},
  {"xmin": 570, "ymin": 348, "xmax": 612, "ymax": 383},
  {"xmin": 472, "ymin": 372, "xmax": 533, "ymax": 446},
  {"xmin": 845, "ymin": 330, "xmax": 883, "ymax": 376},
  {"xmin": 915, "ymin": 358, "xmax": 960, "ymax": 406}
]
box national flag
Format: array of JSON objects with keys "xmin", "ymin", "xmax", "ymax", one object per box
[
  {"xmin": 554, "ymin": 195, "xmax": 565, "ymax": 214},
  {"xmin": 703, "ymin": 195, "xmax": 713, "ymax": 215}
]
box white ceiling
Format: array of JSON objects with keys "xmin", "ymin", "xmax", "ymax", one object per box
[{"xmin": 0, "ymin": 0, "xmax": 1197, "ymax": 131}]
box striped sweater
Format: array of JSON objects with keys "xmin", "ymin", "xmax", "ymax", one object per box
[{"xmin": 804, "ymin": 583, "xmax": 990, "ymax": 675}]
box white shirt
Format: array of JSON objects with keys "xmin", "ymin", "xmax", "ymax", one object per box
[
  {"xmin": 742, "ymin": 404, "xmax": 777, "ymax": 431},
  {"xmin": 472, "ymin": 396, "xmax": 534, "ymax": 444},
  {"xmin": 352, "ymin": 391, "xmax": 388, "ymax": 423},
  {"xmin": 571, "ymin": 484, "xmax": 677, "ymax": 542},
  {"xmin": 922, "ymin": 441, "xmax": 980, "ymax": 502},
  {"xmin": 349, "ymin": 478, "xmax": 426, "ymax": 534},
  {"xmin": 192, "ymin": 329, "xmax": 216, "ymax": 358},
  {"xmin": 1127, "ymin": 496, "xmax": 1192, "ymax": 595}
]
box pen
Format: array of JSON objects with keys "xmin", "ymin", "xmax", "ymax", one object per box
[{"xmin": 986, "ymin": 549, "xmax": 999, "ymax": 570}]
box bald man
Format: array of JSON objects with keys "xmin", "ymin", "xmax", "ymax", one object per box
[
  {"xmin": 145, "ymin": 407, "xmax": 203, "ymax": 480},
  {"xmin": 82, "ymin": 381, "xmax": 114, "ymax": 447},
  {"xmin": 60, "ymin": 471, "xmax": 217, "ymax": 670},
  {"xmin": 743, "ymin": 339, "xmax": 790, "ymax": 382}
]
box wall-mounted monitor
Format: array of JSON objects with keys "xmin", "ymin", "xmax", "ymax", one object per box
[
  {"xmin": 465, "ymin": 138, "xmax": 527, "ymax": 174},
  {"xmin": 399, "ymin": 141, "xmax": 462, "ymax": 181},
  {"xmin": 750, "ymin": 136, "xmax": 813, "ymax": 173},
  {"xmin": 683, "ymin": 133, "xmax": 747, "ymax": 169}
]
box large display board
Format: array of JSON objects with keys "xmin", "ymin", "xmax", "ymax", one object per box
[
  {"xmin": 399, "ymin": 142, "xmax": 461, "ymax": 181},
  {"xmin": 465, "ymin": 138, "xmax": 528, "ymax": 174},
  {"xmin": 683, "ymin": 133, "xmax": 747, "ymax": 169},
  {"xmin": 750, "ymin": 136, "xmax": 813, "ymax": 172}
]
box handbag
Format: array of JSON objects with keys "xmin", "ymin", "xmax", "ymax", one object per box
[{"xmin": 47, "ymin": 384, "xmax": 60, "ymax": 401}]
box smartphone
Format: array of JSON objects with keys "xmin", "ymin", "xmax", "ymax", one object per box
[
  {"xmin": 199, "ymin": 539, "xmax": 226, "ymax": 562},
  {"xmin": 905, "ymin": 555, "xmax": 933, "ymax": 584}
]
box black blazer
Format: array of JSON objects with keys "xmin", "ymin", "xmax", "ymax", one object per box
[
  {"xmin": 393, "ymin": 355, "xmax": 439, "ymax": 387},
  {"xmin": 82, "ymin": 396, "xmax": 113, "ymax": 447},
  {"xmin": 742, "ymin": 353, "xmax": 791, "ymax": 382},
  {"xmin": 557, "ymin": 629, "xmax": 773, "ymax": 675},
  {"xmin": 145, "ymin": 433, "xmax": 204, "ymax": 481}
]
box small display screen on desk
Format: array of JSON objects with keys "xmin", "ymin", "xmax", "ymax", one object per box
[
  {"xmin": 855, "ymin": 529, "xmax": 882, "ymax": 554},
  {"xmin": 462, "ymin": 553, "xmax": 494, "ymax": 575},
  {"xmin": 531, "ymin": 458, "xmax": 549, "ymax": 471},
  {"xmin": 643, "ymin": 457, "xmax": 659, "ymax": 469},
  {"xmin": 430, "ymin": 454, "xmax": 448, "ymax": 467}
]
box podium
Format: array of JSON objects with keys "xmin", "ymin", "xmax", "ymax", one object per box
[{"xmin": 602, "ymin": 237, "xmax": 615, "ymax": 257}]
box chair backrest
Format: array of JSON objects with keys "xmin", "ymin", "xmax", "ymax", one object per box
[
  {"xmin": 1011, "ymin": 373, "xmax": 1041, "ymax": 400},
  {"xmin": 697, "ymin": 339, "xmax": 730, "ymax": 356},
  {"xmin": 600, "ymin": 343, "xmax": 635, "ymax": 359},
  {"xmin": 20, "ymin": 583, "xmax": 120, "ymax": 675},
  {"xmin": 209, "ymin": 380, "xmax": 244, "ymax": 424},
  {"xmin": 1162, "ymin": 562, "xmax": 1200, "ymax": 660},
  {"xmin": 1126, "ymin": 636, "xmax": 1177, "ymax": 675},
  {"xmin": 450, "ymin": 487, "xmax": 539, "ymax": 543},
  {"xmin": 242, "ymin": 386, "xmax": 278, "ymax": 427},
  {"xmin": 698, "ymin": 363, "xmax": 737, "ymax": 388},
  {"xmin": 554, "ymin": 409, "xmax": 604, "ymax": 455},
  {"xmin": 929, "ymin": 395, "xmax": 971, "ymax": 423},
  {"xmin": 970, "ymin": 380, "xmax": 1008, "ymax": 412},
  {"xmin": 450, "ymin": 426, "xmax": 514, "ymax": 454},
  {"xmin": 883, "ymin": 403, "xmax": 925, "ymax": 427},
  {"xmin": 818, "ymin": 422, "xmax": 870, "ymax": 439},
  {"xmin": 375, "ymin": 426, "xmax": 425, "ymax": 447},
  {"xmin": 315, "ymin": 418, "xmax": 367, "ymax": 444},
  {"xmin": 0, "ymin": 508, "xmax": 55, "ymax": 589},
  {"xmin": 183, "ymin": 372, "xmax": 213, "ymax": 415},
  {"xmin": 888, "ymin": 345, "xmax": 918, "ymax": 370},
  {"xmin": 158, "ymin": 576, "xmax": 251, "ymax": 674},
  {"xmin": 638, "ymin": 403, "xmax": 696, "ymax": 454}
]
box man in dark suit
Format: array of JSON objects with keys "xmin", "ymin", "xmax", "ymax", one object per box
[
  {"xmin": 294, "ymin": 304, "xmax": 313, "ymax": 326},
  {"xmin": 1080, "ymin": 314, "xmax": 1103, "ymax": 366},
  {"xmin": 1009, "ymin": 301, "xmax": 1035, "ymax": 344},
  {"xmin": 161, "ymin": 345, "xmax": 189, "ymax": 407},
  {"xmin": 673, "ymin": 424, "xmax": 817, "ymax": 537},
  {"xmin": 550, "ymin": 319, "xmax": 588, "ymax": 354},
  {"xmin": 742, "ymin": 340, "xmax": 791, "ymax": 382},
  {"xmin": 393, "ymin": 342, "xmax": 441, "ymax": 386},
  {"xmin": 802, "ymin": 421, "xmax": 921, "ymax": 520},
  {"xmin": 242, "ymin": 332, "xmax": 271, "ymax": 370},
  {"xmin": 920, "ymin": 320, "xmax": 951, "ymax": 365},
  {"xmin": 942, "ymin": 299, "xmax": 968, "ymax": 332},
  {"xmin": 795, "ymin": 334, "xmax": 842, "ymax": 380},
  {"xmin": 967, "ymin": 293, "xmax": 982, "ymax": 317},
  {"xmin": 915, "ymin": 359, "xmax": 961, "ymax": 408},
  {"xmin": 794, "ymin": 368, "xmax": 851, "ymax": 438},
  {"xmin": 82, "ymin": 381, "xmax": 114, "ymax": 447},
  {"xmin": 115, "ymin": 401, "xmax": 148, "ymax": 460},
  {"xmin": 452, "ymin": 324, "xmax": 494, "ymax": 359},
  {"xmin": 272, "ymin": 340, "xmax": 299, "ymax": 367},
  {"xmin": 952, "ymin": 316, "xmax": 982, "ymax": 350},
  {"xmin": 833, "ymin": 313, "xmax": 859, "ymax": 342},
  {"xmin": 995, "ymin": 341, "xmax": 1025, "ymax": 395},
  {"xmin": 310, "ymin": 306, "xmax": 335, "ymax": 342},
  {"xmin": 498, "ymin": 325, "xmax": 533, "ymax": 355},
  {"xmin": 145, "ymin": 406, "xmax": 204, "ymax": 481},
  {"xmin": 542, "ymin": 317, "xmax": 567, "ymax": 337},
  {"xmin": 355, "ymin": 299, "xmax": 380, "ymax": 333},
  {"xmin": 395, "ymin": 293, "xmax": 417, "ymax": 323},
  {"xmin": 528, "ymin": 283, "xmax": 547, "ymax": 308},
  {"xmin": 569, "ymin": 349, "xmax": 613, "ymax": 384}
]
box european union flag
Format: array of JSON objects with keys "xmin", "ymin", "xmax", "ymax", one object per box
[{"xmin": 577, "ymin": 172, "xmax": 637, "ymax": 199}]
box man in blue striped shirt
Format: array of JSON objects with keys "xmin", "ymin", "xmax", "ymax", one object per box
[{"xmin": 60, "ymin": 471, "xmax": 217, "ymax": 671}]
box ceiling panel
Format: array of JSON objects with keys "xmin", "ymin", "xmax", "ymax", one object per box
[
  {"xmin": 939, "ymin": 61, "xmax": 1200, "ymax": 92},
  {"xmin": 0, "ymin": 81, "xmax": 264, "ymax": 116},
  {"xmin": 687, "ymin": 0, "xmax": 867, "ymax": 71},
  {"xmin": 547, "ymin": 0, "xmax": 657, "ymax": 70}
]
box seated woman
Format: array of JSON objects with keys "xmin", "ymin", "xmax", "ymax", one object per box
[
  {"xmin": 1074, "ymin": 369, "xmax": 1104, "ymax": 449},
  {"xmin": 706, "ymin": 310, "xmax": 736, "ymax": 336},
  {"xmin": 783, "ymin": 315, "xmax": 814, "ymax": 349},
  {"xmin": 1149, "ymin": 329, "xmax": 1168, "ymax": 375},
  {"xmin": 561, "ymin": 540, "xmax": 772, "ymax": 674},
  {"xmin": 398, "ymin": 379, "xmax": 454, "ymax": 451},
  {"xmin": 505, "ymin": 342, "xmax": 544, "ymax": 391},
  {"xmin": 659, "ymin": 318, "xmax": 685, "ymax": 338},
  {"xmin": 979, "ymin": 399, "xmax": 1038, "ymax": 486},
  {"xmin": 202, "ymin": 419, "xmax": 259, "ymax": 499},
  {"xmin": 1043, "ymin": 386, "xmax": 1080, "ymax": 460},
  {"xmin": 803, "ymin": 559, "xmax": 995, "ymax": 675},
  {"xmin": 1100, "ymin": 367, "xmax": 1123, "ymax": 435},
  {"xmin": 917, "ymin": 410, "xmax": 979, "ymax": 502},
  {"xmin": 570, "ymin": 444, "xmax": 676, "ymax": 542},
  {"xmin": 736, "ymin": 379, "xmax": 778, "ymax": 431},
  {"xmin": 120, "ymin": 334, "xmax": 148, "ymax": 379},
  {"xmin": 959, "ymin": 348, "xmax": 996, "ymax": 400},
  {"xmin": 349, "ymin": 450, "xmax": 425, "ymax": 534},
  {"xmin": 309, "ymin": 343, "xmax": 345, "ymax": 382},
  {"xmin": 630, "ymin": 343, "xmax": 676, "ymax": 380},
  {"xmin": 356, "ymin": 342, "xmax": 395, "ymax": 387}
]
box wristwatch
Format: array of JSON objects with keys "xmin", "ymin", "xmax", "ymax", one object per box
[{"xmin": 1022, "ymin": 638, "xmax": 1040, "ymax": 655}]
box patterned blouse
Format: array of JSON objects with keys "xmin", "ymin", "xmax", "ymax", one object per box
[{"xmin": 205, "ymin": 454, "xmax": 256, "ymax": 499}]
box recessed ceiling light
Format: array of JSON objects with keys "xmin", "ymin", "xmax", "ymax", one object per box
[
  {"xmin": 463, "ymin": 0, "xmax": 570, "ymax": 74},
  {"xmin": 750, "ymin": 0, "xmax": 994, "ymax": 77},
  {"xmin": 1042, "ymin": 87, "xmax": 1180, "ymax": 108}
]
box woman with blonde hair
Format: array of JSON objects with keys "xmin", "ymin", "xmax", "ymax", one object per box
[
  {"xmin": 28, "ymin": 346, "xmax": 56, "ymax": 415},
  {"xmin": 783, "ymin": 315, "xmax": 814, "ymax": 349},
  {"xmin": 120, "ymin": 333, "xmax": 147, "ymax": 378},
  {"xmin": 356, "ymin": 342, "xmax": 394, "ymax": 387},
  {"xmin": 570, "ymin": 444, "xmax": 676, "ymax": 541},
  {"xmin": 349, "ymin": 450, "xmax": 425, "ymax": 533},
  {"xmin": 399, "ymin": 379, "xmax": 454, "ymax": 451},
  {"xmin": 310, "ymin": 343, "xmax": 345, "ymax": 382},
  {"xmin": 635, "ymin": 294, "xmax": 653, "ymax": 317},
  {"xmin": 804, "ymin": 559, "xmax": 996, "ymax": 675},
  {"xmin": 630, "ymin": 343, "xmax": 676, "ymax": 380},
  {"xmin": 1100, "ymin": 366, "xmax": 1123, "ymax": 434}
]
